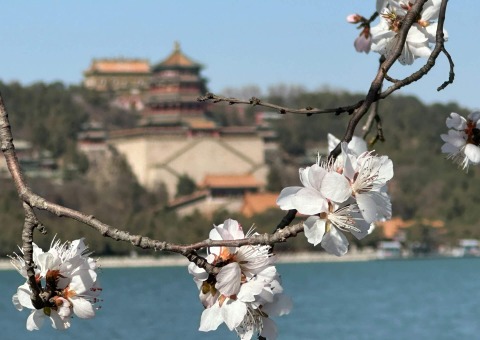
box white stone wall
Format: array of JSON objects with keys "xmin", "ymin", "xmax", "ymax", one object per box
[{"xmin": 109, "ymin": 133, "xmax": 267, "ymax": 197}]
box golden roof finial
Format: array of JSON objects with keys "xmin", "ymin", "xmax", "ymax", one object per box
[{"xmin": 174, "ymin": 41, "xmax": 180, "ymax": 53}]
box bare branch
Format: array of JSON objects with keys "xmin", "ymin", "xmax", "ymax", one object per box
[
  {"xmin": 198, "ymin": 93, "xmax": 363, "ymax": 116},
  {"xmin": 21, "ymin": 203, "xmax": 46, "ymax": 309},
  {"xmin": 0, "ymin": 90, "xmax": 305, "ymax": 274},
  {"xmin": 362, "ymin": 57, "xmax": 385, "ymax": 145},
  {"xmin": 437, "ymin": 45, "xmax": 455, "ymax": 91}
]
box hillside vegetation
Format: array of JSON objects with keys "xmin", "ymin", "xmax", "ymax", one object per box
[{"xmin": 0, "ymin": 81, "xmax": 476, "ymax": 255}]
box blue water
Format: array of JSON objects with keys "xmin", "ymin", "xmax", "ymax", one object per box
[{"xmin": 1, "ymin": 258, "xmax": 479, "ymax": 340}]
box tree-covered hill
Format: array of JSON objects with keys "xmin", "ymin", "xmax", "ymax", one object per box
[
  {"xmin": 0, "ymin": 81, "xmax": 478, "ymax": 255},
  {"xmin": 259, "ymin": 88, "xmax": 478, "ymax": 241}
]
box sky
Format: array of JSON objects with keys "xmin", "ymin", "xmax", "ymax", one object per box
[{"xmin": 0, "ymin": 0, "xmax": 478, "ymax": 110}]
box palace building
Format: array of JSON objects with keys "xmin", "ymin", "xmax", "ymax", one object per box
[
  {"xmin": 81, "ymin": 43, "xmax": 269, "ymax": 199},
  {"xmin": 83, "ymin": 58, "xmax": 151, "ymax": 92},
  {"xmin": 140, "ymin": 42, "xmax": 208, "ymax": 126}
]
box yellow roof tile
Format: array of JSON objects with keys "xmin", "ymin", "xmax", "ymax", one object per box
[
  {"xmin": 89, "ymin": 59, "xmax": 150, "ymax": 73},
  {"xmin": 203, "ymin": 174, "xmax": 261, "ymax": 188}
]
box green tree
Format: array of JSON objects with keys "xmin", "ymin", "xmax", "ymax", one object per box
[{"xmin": 175, "ymin": 174, "xmax": 197, "ymax": 197}]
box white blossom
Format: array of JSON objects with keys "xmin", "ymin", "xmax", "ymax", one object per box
[
  {"xmin": 11, "ymin": 238, "xmax": 101, "ymax": 331},
  {"xmin": 188, "ymin": 219, "xmax": 291, "ymax": 339},
  {"xmin": 371, "ymin": 10, "xmax": 431, "ymax": 65},
  {"xmin": 370, "ymin": 0, "xmax": 447, "ymax": 65},
  {"xmin": 277, "ymin": 136, "xmax": 391, "ymax": 254},
  {"xmin": 303, "ymin": 203, "xmax": 372, "ymax": 256},
  {"xmin": 441, "ymin": 112, "xmax": 480, "ymax": 170},
  {"xmin": 354, "ymin": 29, "xmax": 372, "ymax": 53},
  {"xmin": 321, "ymin": 143, "xmax": 393, "ymax": 223},
  {"xmin": 276, "ymin": 160, "xmax": 351, "ymax": 215}
]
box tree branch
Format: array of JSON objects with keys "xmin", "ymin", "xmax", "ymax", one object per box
[
  {"xmin": 198, "ymin": 92, "xmax": 363, "ymax": 116},
  {"xmin": 329, "ymin": 0, "xmax": 430, "ymax": 158},
  {"xmin": 379, "ymin": 0, "xmax": 451, "ymax": 98}
]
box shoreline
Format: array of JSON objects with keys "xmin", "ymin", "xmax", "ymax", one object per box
[{"xmin": 0, "ymin": 250, "xmax": 378, "ymax": 271}]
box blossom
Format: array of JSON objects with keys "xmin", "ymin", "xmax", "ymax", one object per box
[
  {"xmin": 370, "ymin": 0, "xmax": 448, "ymax": 65},
  {"xmin": 278, "ymin": 139, "xmax": 392, "ymax": 225},
  {"xmin": 346, "ymin": 14, "xmax": 362, "ymax": 24},
  {"xmin": 11, "ymin": 238, "xmax": 101, "ymax": 331},
  {"xmin": 376, "ymin": 0, "xmax": 388, "ymax": 13},
  {"xmin": 328, "ymin": 133, "xmax": 367, "ymax": 158},
  {"xmin": 354, "ymin": 27, "xmax": 372, "ymax": 53},
  {"xmin": 188, "ymin": 219, "xmax": 291, "ymax": 339},
  {"xmin": 303, "ymin": 203, "xmax": 372, "ymax": 256},
  {"xmin": 370, "ymin": 10, "xmax": 431, "ymax": 65},
  {"xmin": 388, "ymin": 0, "xmax": 448, "ymax": 43},
  {"xmin": 276, "ymin": 161, "xmax": 349, "ymax": 215},
  {"xmin": 441, "ymin": 112, "xmax": 480, "ymax": 170},
  {"xmin": 346, "ymin": 14, "xmax": 372, "ymax": 54},
  {"xmin": 276, "ymin": 136, "xmax": 391, "ymax": 255},
  {"xmin": 322, "ymin": 143, "xmax": 393, "ymax": 223}
]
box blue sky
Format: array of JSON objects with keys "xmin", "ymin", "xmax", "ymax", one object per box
[{"xmin": 0, "ymin": 0, "xmax": 477, "ymax": 109}]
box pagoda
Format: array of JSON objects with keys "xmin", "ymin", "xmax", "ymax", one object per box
[
  {"xmin": 83, "ymin": 42, "xmax": 268, "ymax": 197},
  {"xmin": 140, "ymin": 42, "xmax": 209, "ymax": 127}
]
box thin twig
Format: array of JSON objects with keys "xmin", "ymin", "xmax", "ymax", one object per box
[
  {"xmin": 198, "ymin": 93, "xmax": 363, "ymax": 116},
  {"xmin": 380, "ymin": 0, "xmax": 451, "ymax": 98},
  {"xmin": 437, "ymin": 45, "xmax": 455, "ymax": 91},
  {"xmin": 329, "ymin": 0, "xmax": 430, "ymax": 159}
]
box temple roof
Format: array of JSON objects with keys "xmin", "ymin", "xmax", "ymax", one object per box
[
  {"xmin": 202, "ymin": 174, "xmax": 261, "ymax": 189},
  {"xmin": 241, "ymin": 192, "xmax": 279, "ymax": 217},
  {"xmin": 85, "ymin": 59, "xmax": 150, "ymax": 74},
  {"xmin": 377, "ymin": 217, "xmax": 445, "ymax": 239},
  {"xmin": 153, "ymin": 42, "xmax": 202, "ymax": 71}
]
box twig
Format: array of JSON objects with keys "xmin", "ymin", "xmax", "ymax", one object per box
[
  {"xmin": 379, "ymin": 0, "xmax": 451, "ymax": 98},
  {"xmin": 198, "ymin": 93, "xmax": 363, "ymax": 116},
  {"xmin": 437, "ymin": 45, "xmax": 455, "ymax": 91},
  {"xmin": 21, "ymin": 203, "xmax": 46, "ymax": 309},
  {"xmin": 329, "ymin": 0, "xmax": 430, "ymax": 159}
]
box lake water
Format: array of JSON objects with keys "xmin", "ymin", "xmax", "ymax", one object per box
[{"xmin": 1, "ymin": 257, "xmax": 479, "ymax": 340}]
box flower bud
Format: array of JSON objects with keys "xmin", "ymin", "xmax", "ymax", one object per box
[{"xmin": 346, "ymin": 14, "xmax": 363, "ymax": 24}]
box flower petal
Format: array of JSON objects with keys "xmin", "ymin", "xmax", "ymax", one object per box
[
  {"xmin": 321, "ymin": 227, "xmax": 349, "ymax": 256},
  {"xmin": 307, "ymin": 164, "xmax": 328, "ymax": 191},
  {"xmin": 27, "ymin": 310, "xmax": 45, "ymax": 331},
  {"xmin": 291, "ymin": 187, "xmax": 328, "ymax": 215},
  {"xmin": 215, "ymin": 262, "xmax": 241, "ymax": 296},
  {"xmin": 303, "ymin": 216, "xmax": 326, "ymax": 246},
  {"xmin": 464, "ymin": 144, "xmax": 480, "ymax": 164},
  {"xmin": 49, "ymin": 309, "xmax": 70, "ymax": 330},
  {"xmin": 356, "ymin": 193, "xmax": 378, "ymax": 224},
  {"xmin": 262, "ymin": 293, "xmax": 293, "ymax": 317},
  {"xmin": 237, "ymin": 278, "xmax": 267, "ymax": 302},
  {"xmin": 199, "ymin": 303, "xmax": 223, "ymax": 332},
  {"xmin": 223, "ymin": 219, "xmax": 244, "ymax": 240},
  {"xmin": 221, "ymin": 299, "xmax": 247, "ymax": 330},
  {"xmin": 71, "ymin": 296, "xmax": 95, "ymax": 319},
  {"xmin": 16, "ymin": 282, "xmax": 34, "ymax": 309},
  {"xmin": 276, "ymin": 186, "xmax": 303, "ymax": 210},
  {"xmin": 260, "ymin": 317, "xmax": 278, "ymax": 340},
  {"xmin": 446, "ymin": 112, "xmax": 466, "ymax": 130},
  {"xmin": 320, "ymin": 172, "xmax": 351, "ymax": 203}
]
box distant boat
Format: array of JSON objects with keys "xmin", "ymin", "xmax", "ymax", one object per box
[
  {"xmin": 376, "ymin": 241, "xmax": 402, "ymax": 259},
  {"xmin": 452, "ymin": 239, "xmax": 480, "ymax": 257}
]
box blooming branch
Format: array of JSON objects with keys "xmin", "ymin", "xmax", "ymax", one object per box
[{"xmin": 0, "ymin": 1, "xmax": 459, "ymax": 338}]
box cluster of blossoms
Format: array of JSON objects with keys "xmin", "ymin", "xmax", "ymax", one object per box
[
  {"xmin": 348, "ymin": 0, "xmax": 448, "ymax": 65},
  {"xmin": 441, "ymin": 112, "xmax": 480, "ymax": 170},
  {"xmin": 188, "ymin": 219, "xmax": 292, "ymax": 340},
  {"xmin": 10, "ymin": 238, "xmax": 101, "ymax": 331},
  {"xmin": 277, "ymin": 134, "xmax": 393, "ymax": 256}
]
